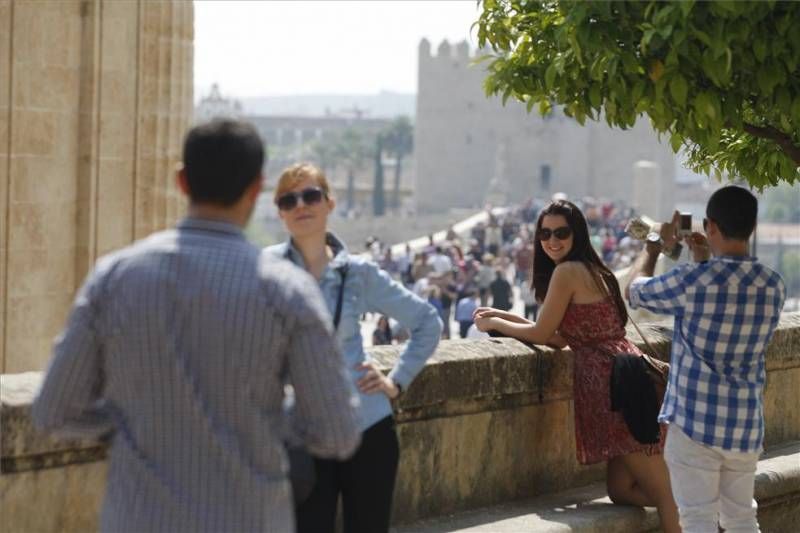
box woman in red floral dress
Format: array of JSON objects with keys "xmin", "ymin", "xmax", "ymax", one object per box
[{"xmin": 474, "ymin": 200, "xmax": 679, "ymax": 533}]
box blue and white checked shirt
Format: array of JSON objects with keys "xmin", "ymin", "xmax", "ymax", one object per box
[
  {"xmin": 32, "ymin": 217, "xmax": 361, "ymax": 533},
  {"xmin": 629, "ymin": 256, "xmax": 785, "ymax": 452}
]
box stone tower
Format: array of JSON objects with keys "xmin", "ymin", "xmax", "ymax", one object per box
[
  {"xmin": 0, "ymin": 0, "xmax": 194, "ymax": 372},
  {"xmin": 414, "ymin": 39, "xmax": 675, "ymax": 213}
]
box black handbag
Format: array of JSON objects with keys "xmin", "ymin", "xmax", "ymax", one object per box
[
  {"xmin": 609, "ymin": 316, "xmax": 670, "ymax": 445},
  {"xmin": 288, "ymin": 264, "xmax": 349, "ymax": 505}
]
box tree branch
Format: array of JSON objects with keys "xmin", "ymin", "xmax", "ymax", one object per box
[{"xmin": 742, "ymin": 122, "xmax": 800, "ymax": 165}]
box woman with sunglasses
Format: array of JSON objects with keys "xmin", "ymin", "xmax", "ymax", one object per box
[
  {"xmin": 265, "ymin": 163, "xmax": 442, "ymax": 533},
  {"xmin": 473, "ymin": 200, "xmax": 679, "ymax": 533}
]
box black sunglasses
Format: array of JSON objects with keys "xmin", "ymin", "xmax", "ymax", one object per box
[
  {"xmin": 537, "ymin": 226, "xmax": 572, "ymax": 241},
  {"xmin": 276, "ymin": 187, "xmax": 325, "ymax": 211}
]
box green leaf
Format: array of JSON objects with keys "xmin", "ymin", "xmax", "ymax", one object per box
[
  {"xmin": 589, "ymin": 56, "xmax": 607, "ymax": 81},
  {"xmin": 670, "ymin": 132, "xmax": 684, "ymax": 153},
  {"xmin": 631, "ymin": 80, "xmax": 646, "ymax": 104},
  {"xmin": 753, "ymin": 39, "xmax": 768, "ymax": 63},
  {"xmin": 625, "ymin": 53, "xmax": 643, "ymax": 75},
  {"xmin": 641, "ymin": 28, "xmax": 657, "ymax": 53},
  {"xmin": 669, "ymin": 74, "xmax": 688, "ymax": 106},
  {"xmin": 589, "ymin": 84, "xmax": 601, "ymax": 108},
  {"xmin": 502, "ymin": 87, "xmax": 512, "ymax": 105},
  {"xmin": 692, "ymin": 28, "xmax": 713, "ymax": 47},
  {"xmin": 791, "ymin": 97, "xmax": 800, "ymax": 124},
  {"xmin": 538, "ymin": 99, "xmax": 552, "ymax": 116},
  {"xmin": 776, "ymin": 88, "xmax": 791, "ymax": 113},
  {"xmin": 545, "ymin": 63, "xmax": 557, "ymax": 90}
]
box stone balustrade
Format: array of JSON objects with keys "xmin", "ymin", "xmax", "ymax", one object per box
[{"xmin": 2, "ymin": 313, "xmax": 799, "ymax": 531}]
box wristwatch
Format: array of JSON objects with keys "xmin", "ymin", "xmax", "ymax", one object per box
[
  {"xmin": 646, "ymin": 231, "xmax": 662, "ymax": 248},
  {"xmin": 647, "ymin": 231, "xmax": 682, "ymax": 261}
]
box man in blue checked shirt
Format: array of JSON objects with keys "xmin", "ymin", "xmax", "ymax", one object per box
[{"xmin": 625, "ymin": 186, "xmax": 785, "ymax": 533}]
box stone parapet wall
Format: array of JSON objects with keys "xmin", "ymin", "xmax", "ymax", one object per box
[
  {"xmin": 0, "ymin": 0, "xmax": 193, "ymax": 373},
  {"xmin": 2, "ymin": 313, "xmax": 799, "ymax": 531}
]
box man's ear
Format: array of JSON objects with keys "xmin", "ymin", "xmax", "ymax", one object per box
[
  {"xmin": 706, "ymin": 218, "xmax": 719, "ymax": 238},
  {"xmin": 176, "ymin": 164, "xmax": 190, "ymax": 196}
]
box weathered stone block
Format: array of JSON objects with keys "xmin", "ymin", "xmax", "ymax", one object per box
[
  {"xmin": 0, "ymin": 462, "xmax": 108, "ymax": 533},
  {"xmin": 12, "ymin": 109, "xmax": 56, "ymax": 157},
  {"xmin": 6, "ymin": 248, "xmax": 48, "ymax": 297},
  {"xmin": 43, "ymin": 201, "xmax": 79, "ymax": 251},
  {"xmin": 8, "ymin": 201, "xmax": 46, "ymax": 250}
]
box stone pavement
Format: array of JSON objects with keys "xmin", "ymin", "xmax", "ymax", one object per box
[{"xmin": 392, "ymin": 441, "xmax": 800, "ymax": 533}]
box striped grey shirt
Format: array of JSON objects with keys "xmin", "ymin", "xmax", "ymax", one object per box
[{"xmin": 32, "ymin": 217, "xmax": 361, "ymax": 533}]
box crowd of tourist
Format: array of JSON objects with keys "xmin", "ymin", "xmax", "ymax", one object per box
[{"xmin": 367, "ymin": 196, "xmax": 646, "ymax": 341}]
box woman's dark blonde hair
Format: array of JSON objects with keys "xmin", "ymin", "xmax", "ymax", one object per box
[{"xmin": 273, "ymin": 162, "xmax": 331, "ymax": 204}]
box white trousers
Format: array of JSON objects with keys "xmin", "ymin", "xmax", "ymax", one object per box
[{"xmin": 664, "ymin": 425, "xmax": 761, "ymax": 533}]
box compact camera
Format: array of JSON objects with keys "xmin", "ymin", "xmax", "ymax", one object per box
[{"xmin": 678, "ymin": 212, "xmax": 692, "ymax": 238}]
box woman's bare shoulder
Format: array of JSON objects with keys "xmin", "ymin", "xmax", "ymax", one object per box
[
  {"xmin": 553, "ymin": 261, "xmax": 590, "ymax": 278},
  {"xmin": 554, "ymin": 261, "xmax": 603, "ymax": 295}
]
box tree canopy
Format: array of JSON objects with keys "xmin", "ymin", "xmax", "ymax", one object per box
[{"xmin": 477, "ymin": 0, "xmax": 800, "ymax": 188}]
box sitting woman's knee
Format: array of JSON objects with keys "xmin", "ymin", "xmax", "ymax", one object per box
[{"xmin": 606, "ymin": 478, "xmax": 629, "ymax": 504}]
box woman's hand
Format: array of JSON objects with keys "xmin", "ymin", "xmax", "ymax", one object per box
[
  {"xmin": 473, "ymin": 306, "xmax": 499, "ymax": 319},
  {"xmin": 356, "ymin": 362, "xmax": 400, "ymax": 399},
  {"xmin": 474, "ymin": 307, "xmax": 530, "ymax": 324},
  {"xmin": 474, "ymin": 315, "xmax": 499, "ymax": 332},
  {"xmin": 473, "ymin": 307, "xmax": 513, "ymax": 321}
]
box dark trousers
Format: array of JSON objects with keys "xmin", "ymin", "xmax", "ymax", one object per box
[
  {"xmin": 441, "ymin": 306, "xmax": 452, "ymax": 339},
  {"xmin": 296, "ymin": 416, "xmax": 399, "ymax": 533},
  {"xmin": 459, "ymin": 320, "xmax": 472, "ymax": 338}
]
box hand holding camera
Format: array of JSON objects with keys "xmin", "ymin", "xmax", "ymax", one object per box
[
  {"xmin": 626, "ymin": 211, "xmax": 691, "ymax": 261},
  {"xmin": 685, "ymin": 232, "xmax": 711, "ymax": 263}
]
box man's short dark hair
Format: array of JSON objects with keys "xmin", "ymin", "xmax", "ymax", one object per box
[
  {"xmin": 182, "ymin": 119, "xmax": 265, "ymax": 206},
  {"xmin": 706, "ymin": 185, "xmax": 758, "ymax": 241}
]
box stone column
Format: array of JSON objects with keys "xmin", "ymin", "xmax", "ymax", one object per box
[
  {"xmin": 0, "ymin": 0, "xmax": 193, "ymax": 373},
  {"xmin": 632, "ymin": 160, "xmax": 662, "ymax": 220}
]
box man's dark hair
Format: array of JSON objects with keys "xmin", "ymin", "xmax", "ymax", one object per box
[
  {"xmin": 706, "ymin": 185, "xmax": 758, "ymax": 241},
  {"xmin": 182, "ymin": 119, "xmax": 266, "ymax": 206}
]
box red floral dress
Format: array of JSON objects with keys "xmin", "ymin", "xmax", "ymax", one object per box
[{"xmin": 558, "ymin": 297, "xmax": 666, "ymax": 465}]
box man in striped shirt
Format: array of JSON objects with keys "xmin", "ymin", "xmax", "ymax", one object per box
[
  {"xmin": 626, "ymin": 186, "xmax": 785, "ymax": 533},
  {"xmin": 32, "ymin": 119, "xmax": 361, "ymax": 532}
]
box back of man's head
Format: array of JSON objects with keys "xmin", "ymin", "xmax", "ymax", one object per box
[
  {"xmin": 182, "ymin": 119, "xmax": 265, "ymax": 206},
  {"xmin": 706, "ymin": 185, "xmax": 758, "ymax": 241}
]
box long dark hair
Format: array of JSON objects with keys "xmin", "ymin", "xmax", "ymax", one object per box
[{"xmin": 532, "ymin": 200, "xmax": 627, "ymax": 325}]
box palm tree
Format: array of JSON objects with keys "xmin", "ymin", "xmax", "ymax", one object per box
[
  {"xmin": 373, "ymin": 133, "xmax": 385, "ymax": 216},
  {"xmin": 309, "ymin": 137, "xmax": 337, "ymax": 177},
  {"xmin": 383, "ymin": 116, "xmax": 414, "ymax": 210},
  {"xmin": 334, "ymin": 128, "xmax": 369, "ymax": 213}
]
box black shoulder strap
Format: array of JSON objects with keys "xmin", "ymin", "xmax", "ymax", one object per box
[
  {"xmin": 332, "ymin": 265, "xmax": 349, "ymax": 331},
  {"xmin": 285, "ymin": 245, "xmax": 349, "ymax": 331}
]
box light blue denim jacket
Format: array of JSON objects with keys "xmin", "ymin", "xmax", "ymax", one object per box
[{"xmin": 265, "ymin": 233, "xmax": 442, "ymax": 431}]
